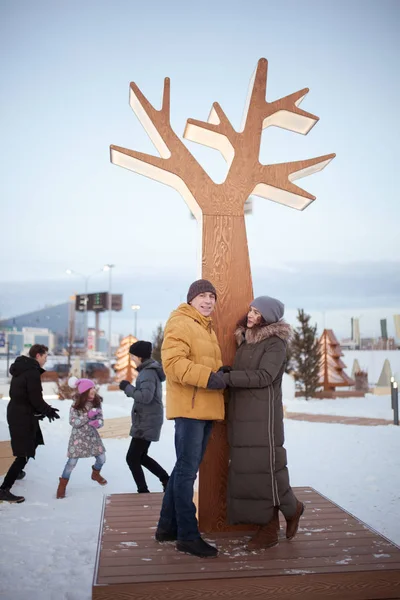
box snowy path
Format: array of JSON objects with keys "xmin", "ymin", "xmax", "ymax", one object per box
[{"xmin": 0, "ymin": 388, "xmax": 399, "ymax": 600}]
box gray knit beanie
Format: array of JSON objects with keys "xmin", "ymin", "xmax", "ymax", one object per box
[
  {"xmin": 250, "ymin": 296, "xmax": 284, "ymax": 324},
  {"xmin": 187, "ymin": 279, "xmax": 217, "ymax": 304}
]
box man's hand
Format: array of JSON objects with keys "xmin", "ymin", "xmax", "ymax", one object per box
[
  {"xmin": 207, "ymin": 372, "xmax": 227, "ymax": 390},
  {"xmin": 46, "ymin": 407, "xmax": 60, "ymax": 423},
  {"xmin": 218, "ymin": 366, "xmax": 232, "ymax": 374},
  {"xmin": 119, "ymin": 380, "xmax": 130, "ymax": 391}
]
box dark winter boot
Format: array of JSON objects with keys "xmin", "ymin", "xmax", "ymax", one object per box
[
  {"xmin": 176, "ymin": 537, "xmax": 218, "ymax": 558},
  {"xmin": 247, "ymin": 507, "xmax": 280, "ymax": 550},
  {"xmin": 16, "ymin": 470, "xmax": 26, "ymax": 481},
  {"xmin": 56, "ymin": 477, "xmax": 69, "ymax": 499},
  {"xmin": 286, "ymin": 501, "xmax": 305, "ymax": 540},
  {"xmin": 155, "ymin": 528, "xmax": 177, "ymax": 542},
  {"xmin": 91, "ymin": 467, "xmax": 107, "ymax": 486},
  {"xmin": 0, "ymin": 487, "xmax": 25, "ymax": 504}
]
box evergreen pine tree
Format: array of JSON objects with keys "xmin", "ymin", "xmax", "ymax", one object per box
[
  {"xmin": 285, "ymin": 342, "xmax": 293, "ymax": 374},
  {"xmin": 152, "ymin": 323, "xmax": 164, "ymax": 364},
  {"xmin": 291, "ymin": 309, "xmax": 321, "ymax": 400}
]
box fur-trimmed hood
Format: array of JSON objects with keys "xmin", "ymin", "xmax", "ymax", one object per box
[{"xmin": 235, "ymin": 320, "xmax": 292, "ymax": 346}]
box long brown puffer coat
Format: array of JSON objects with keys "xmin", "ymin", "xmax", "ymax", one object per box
[{"xmin": 224, "ymin": 320, "xmax": 297, "ymax": 525}]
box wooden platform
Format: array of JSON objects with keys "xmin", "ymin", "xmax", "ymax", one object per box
[
  {"xmin": 93, "ymin": 487, "xmax": 400, "ymax": 600},
  {"xmin": 0, "ymin": 440, "xmax": 13, "ymax": 476}
]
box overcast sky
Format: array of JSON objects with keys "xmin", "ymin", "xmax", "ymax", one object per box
[{"xmin": 0, "ymin": 0, "xmax": 399, "ymax": 338}]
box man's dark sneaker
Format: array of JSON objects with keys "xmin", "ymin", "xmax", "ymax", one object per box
[
  {"xmin": 155, "ymin": 528, "xmax": 177, "ymax": 542},
  {"xmin": 176, "ymin": 537, "xmax": 218, "ymax": 558},
  {"xmin": 0, "ymin": 488, "xmax": 25, "ymax": 503},
  {"xmin": 16, "ymin": 470, "xmax": 26, "ymax": 481}
]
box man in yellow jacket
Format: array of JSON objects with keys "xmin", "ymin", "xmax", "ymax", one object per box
[{"xmin": 155, "ymin": 279, "xmax": 226, "ymax": 557}]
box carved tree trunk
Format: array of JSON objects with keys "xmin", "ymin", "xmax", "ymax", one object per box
[
  {"xmin": 110, "ymin": 58, "xmax": 335, "ymax": 532},
  {"xmin": 199, "ymin": 213, "xmax": 254, "ymax": 532}
]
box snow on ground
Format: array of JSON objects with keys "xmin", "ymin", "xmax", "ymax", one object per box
[
  {"xmin": 0, "ymin": 387, "xmax": 399, "ymax": 600},
  {"xmin": 284, "ymin": 393, "xmax": 394, "ymax": 420}
]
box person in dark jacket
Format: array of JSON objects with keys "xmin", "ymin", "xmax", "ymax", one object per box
[
  {"xmin": 0, "ymin": 344, "xmax": 60, "ymax": 503},
  {"xmin": 223, "ymin": 296, "xmax": 304, "ymax": 549},
  {"xmin": 119, "ymin": 341, "xmax": 169, "ymax": 494}
]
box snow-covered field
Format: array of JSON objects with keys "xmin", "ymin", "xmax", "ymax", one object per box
[
  {"xmin": 0, "ymin": 383, "xmax": 399, "ymax": 600},
  {"xmin": 284, "ymin": 394, "xmax": 394, "ymax": 420}
]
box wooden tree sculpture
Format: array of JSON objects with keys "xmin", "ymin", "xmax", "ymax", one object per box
[
  {"xmin": 319, "ymin": 329, "xmax": 355, "ymax": 392},
  {"xmin": 114, "ymin": 335, "xmax": 138, "ymax": 383},
  {"xmin": 110, "ymin": 58, "xmax": 335, "ymax": 531}
]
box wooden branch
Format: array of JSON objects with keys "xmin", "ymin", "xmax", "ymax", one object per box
[
  {"xmin": 184, "ymin": 102, "xmax": 239, "ymax": 165},
  {"xmin": 110, "ymin": 77, "xmax": 216, "ymax": 219},
  {"xmin": 111, "ymin": 60, "xmax": 335, "ymax": 218},
  {"xmin": 252, "ymin": 153, "xmax": 336, "ymax": 210},
  {"xmin": 184, "ymin": 57, "xmax": 321, "ymax": 176},
  {"xmin": 242, "ymin": 58, "xmax": 319, "ymax": 135}
]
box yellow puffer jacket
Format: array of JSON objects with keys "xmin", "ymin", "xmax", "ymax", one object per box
[{"xmin": 161, "ymin": 303, "xmax": 224, "ymax": 421}]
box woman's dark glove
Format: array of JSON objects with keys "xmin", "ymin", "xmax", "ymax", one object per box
[
  {"xmin": 207, "ymin": 372, "xmax": 227, "ymax": 390},
  {"xmin": 119, "ymin": 380, "xmax": 130, "ymax": 391},
  {"xmin": 218, "ymin": 366, "xmax": 232, "ymax": 373},
  {"xmin": 46, "ymin": 407, "xmax": 60, "ymax": 422}
]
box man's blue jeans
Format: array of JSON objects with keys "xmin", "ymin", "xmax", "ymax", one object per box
[{"xmin": 157, "ymin": 418, "xmax": 213, "ymax": 541}]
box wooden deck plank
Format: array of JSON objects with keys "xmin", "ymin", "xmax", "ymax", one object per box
[
  {"xmin": 97, "ymin": 563, "xmax": 400, "ymax": 585},
  {"xmin": 93, "ymin": 487, "xmax": 400, "ymax": 600},
  {"xmin": 94, "ymin": 570, "xmax": 400, "ymax": 600},
  {"xmin": 98, "ymin": 538, "xmax": 397, "ymax": 561}
]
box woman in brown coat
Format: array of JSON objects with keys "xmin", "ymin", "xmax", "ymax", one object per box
[{"xmin": 223, "ymin": 295, "xmax": 304, "ymax": 549}]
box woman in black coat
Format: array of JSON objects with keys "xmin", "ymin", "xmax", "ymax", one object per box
[
  {"xmin": 223, "ymin": 296, "xmax": 304, "ymax": 550},
  {"xmin": 0, "ymin": 345, "xmax": 59, "ymax": 503}
]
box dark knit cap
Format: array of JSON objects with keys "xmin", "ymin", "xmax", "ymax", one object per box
[
  {"xmin": 187, "ymin": 279, "xmax": 217, "ymax": 304},
  {"xmin": 129, "ymin": 341, "xmax": 152, "ymax": 359}
]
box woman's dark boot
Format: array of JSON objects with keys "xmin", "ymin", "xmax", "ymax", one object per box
[
  {"xmin": 247, "ymin": 507, "xmax": 279, "ymax": 550},
  {"xmin": 286, "ymin": 501, "xmax": 305, "ymax": 540}
]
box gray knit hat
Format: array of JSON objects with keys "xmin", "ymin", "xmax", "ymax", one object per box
[
  {"xmin": 251, "ymin": 296, "xmax": 284, "ymax": 324},
  {"xmin": 187, "ymin": 279, "xmax": 217, "ymax": 304}
]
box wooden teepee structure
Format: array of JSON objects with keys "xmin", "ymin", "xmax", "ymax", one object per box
[
  {"xmin": 319, "ymin": 329, "xmax": 355, "ymax": 391},
  {"xmin": 114, "ymin": 335, "xmax": 138, "ymax": 383}
]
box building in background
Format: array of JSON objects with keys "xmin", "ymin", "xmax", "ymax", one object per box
[
  {"xmin": 351, "ymin": 317, "xmax": 361, "ymax": 348},
  {"xmin": 380, "ymin": 318, "xmax": 388, "ymax": 341},
  {"xmin": 0, "ymin": 302, "xmax": 84, "ymax": 353},
  {"xmin": 394, "ymin": 315, "xmax": 400, "ymax": 344},
  {"xmin": 0, "ymin": 327, "xmax": 55, "ymax": 355}
]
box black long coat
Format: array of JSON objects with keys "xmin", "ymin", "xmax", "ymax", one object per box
[
  {"xmin": 7, "ymin": 356, "xmax": 52, "ymax": 458},
  {"xmin": 225, "ymin": 320, "xmax": 297, "ymax": 525}
]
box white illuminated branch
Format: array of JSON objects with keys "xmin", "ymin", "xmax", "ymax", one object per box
[{"xmin": 110, "ymin": 58, "xmax": 335, "ymax": 216}]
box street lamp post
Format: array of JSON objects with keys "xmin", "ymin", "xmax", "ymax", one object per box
[
  {"xmin": 103, "ymin": 264, "xmax": 115, "ymax": 364},
  {"xmin": 131, "ymin": 304, "xmax": 140, "ymax": 338},
  {"xmin": 66, "ymin": 268, "xmax": 103, "ymax": 374}
]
